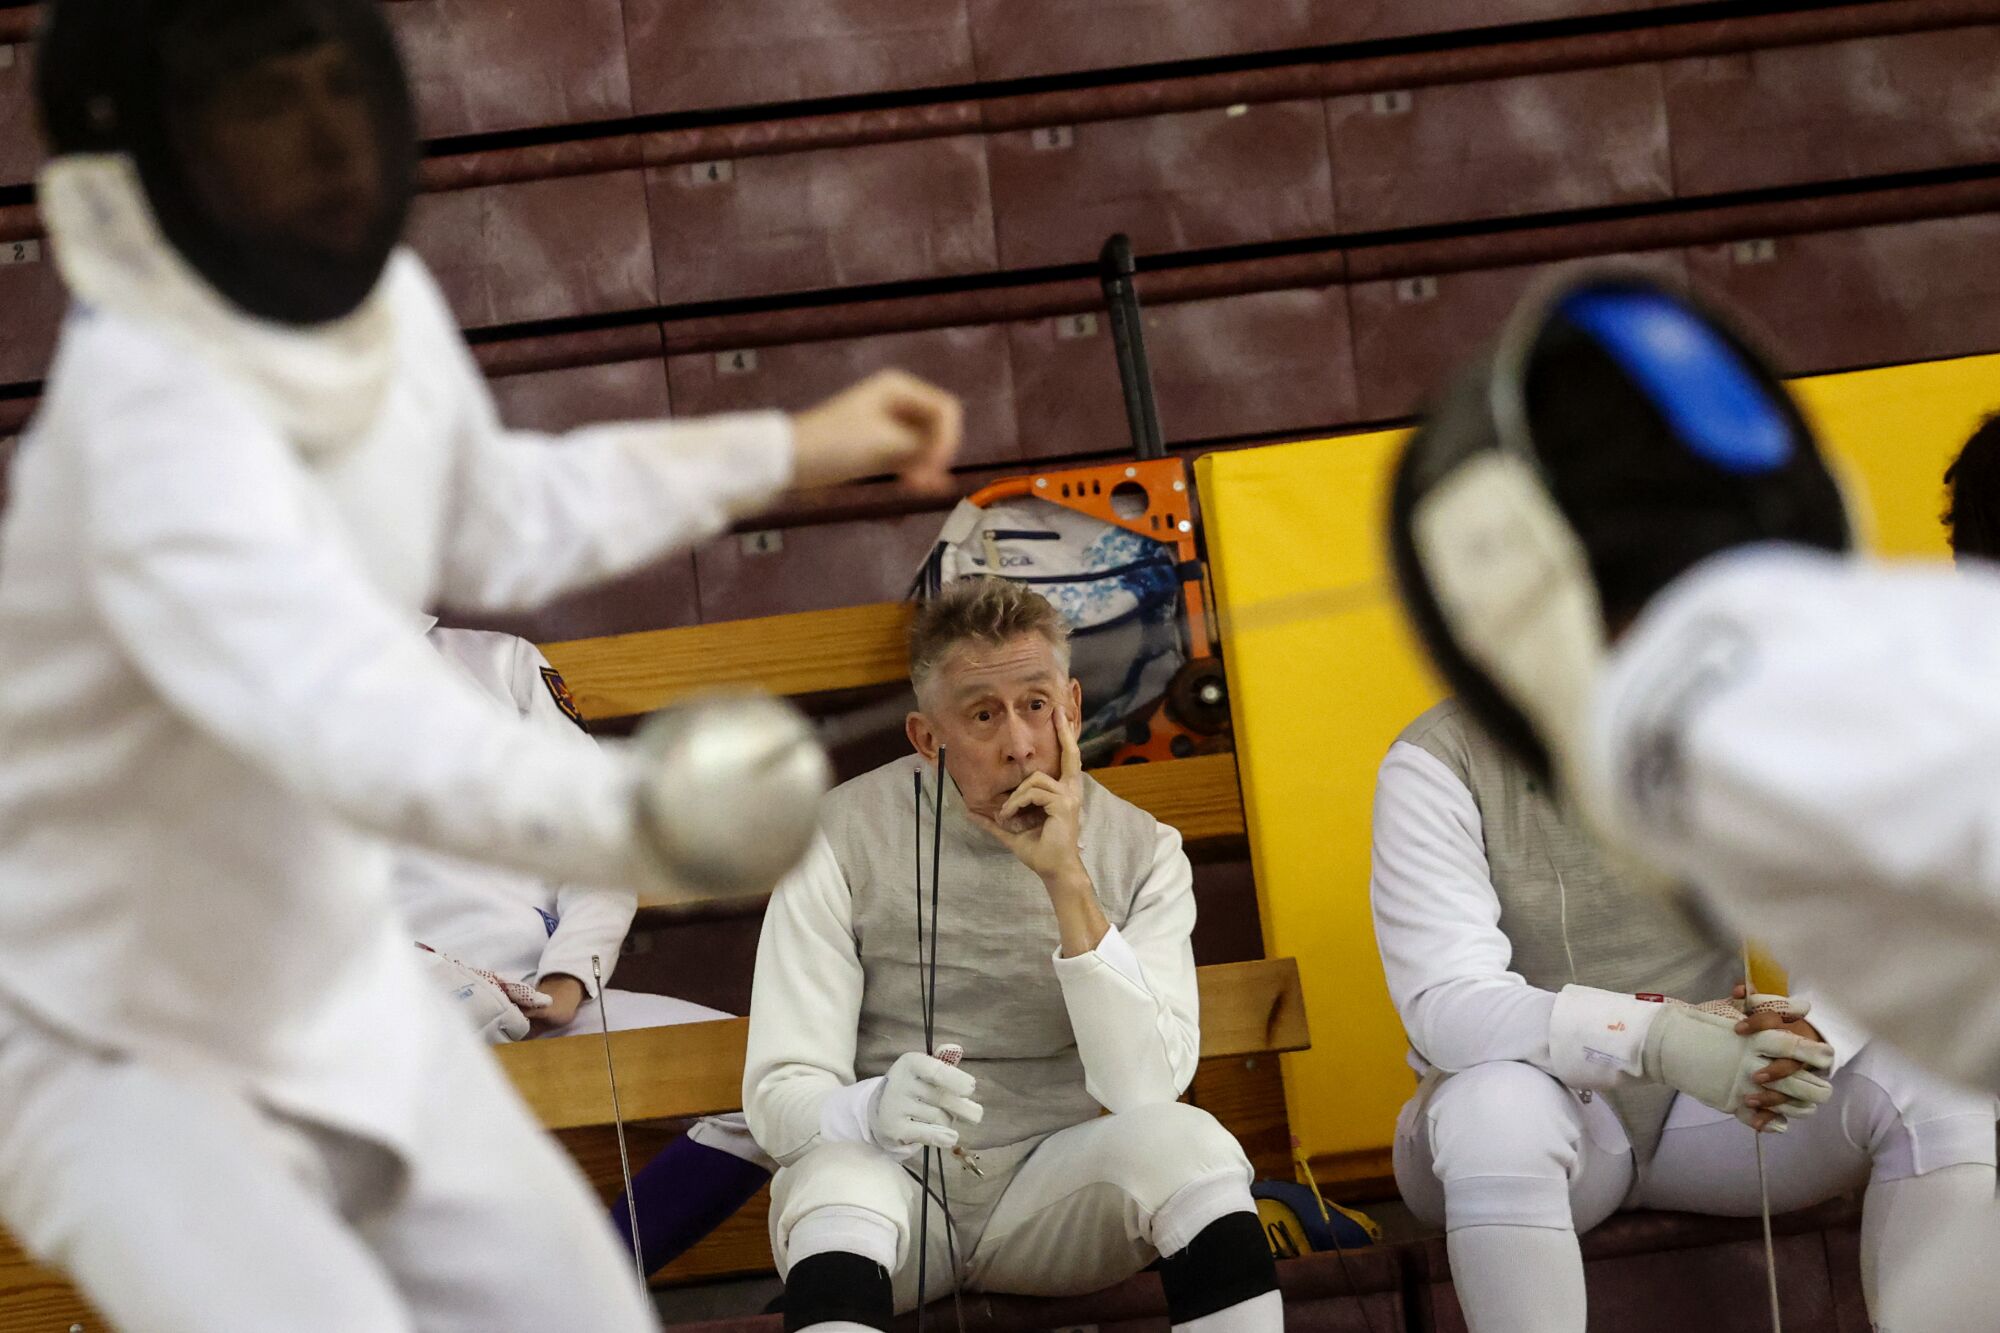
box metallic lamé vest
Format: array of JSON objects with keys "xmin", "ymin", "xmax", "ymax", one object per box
[
  {"xmin": 821, "ymin": 755, "xmax": 1161, "ymax": 1152},
  {"xmin": 1400, "ymin": 699, "xmax": 1740, "ymax": 1162}
]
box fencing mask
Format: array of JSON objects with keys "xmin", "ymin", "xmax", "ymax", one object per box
[
  {"xmin": 37, "ymin": 0, "xmax": 416, "ymax": 327},
  {"xmin": 1387, "ymin": 268, "xmax": 1854, "ymax": 784}
]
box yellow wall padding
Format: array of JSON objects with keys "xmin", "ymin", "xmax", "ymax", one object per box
[{"xmin": 1198, "ymin": 352, "xmax": 2000, "ymax": 1163}]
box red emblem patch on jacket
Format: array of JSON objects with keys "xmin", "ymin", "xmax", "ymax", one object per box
[{"xmin": 540, "ymin": 666, "xmax": 585, "ymax": 728}]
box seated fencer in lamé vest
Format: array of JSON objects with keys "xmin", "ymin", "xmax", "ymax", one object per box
[
  {"xmin": 744, "ymin": 577, "xmax": 1283, "ymax": 1333},
  {"xmin": 1374, "ymin": 697, "xmax": 1998, "ymax": 1333}
]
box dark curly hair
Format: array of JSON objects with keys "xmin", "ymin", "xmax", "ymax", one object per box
[{"xmin": 1943, "ymin": 414, "xmax": 2000, "ymax": 563}]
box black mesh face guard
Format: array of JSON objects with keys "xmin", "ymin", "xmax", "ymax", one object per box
[
  {"xmin": 1386, "ymin": 268, "xmax": 1852, "ymax": 781},
  {"xmin": 39, "ymin": 0, "xmax": 416, "ymax": 326},
  {"xmin": 1388, "ymin": 357, "xmax": 1559, "ymax": 778}
]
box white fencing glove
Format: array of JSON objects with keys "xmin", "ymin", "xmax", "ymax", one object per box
[
  {"xmin": 869, "ymin": 1051, "xmax": 984, "ymax": 1153},
  {"xmin": 1641, "ymin": 995, "xmax": 1834, "ymax": 1130},
  {"xmin": 632, "ymin": 693, "xmax": 833, "ymax": 907},
  {"xmin": 415, "ymin": 944, "xmax": 549, "ymax": 1044},
  {"xmin": 1551, "ymin": 984, "xmax": 1834, "ymax": 1130}
]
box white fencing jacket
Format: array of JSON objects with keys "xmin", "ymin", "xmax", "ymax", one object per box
[
  {"xmin": 399, "ymin": 627, "xmax": 637, "ymax": 995},
  {"xmin": 1586, "ymin": 545, "xmax": 2000, "ymax": 1093},
  {"xmin": 0, "ymin": 251, "xmax": 790, "ymax": 1150},
  {"xmin": 745, "ymin": 761, "xmax": 1200, "ymax": 1168},
  {"xmin": 1372, "ymin": 735, "xmax": 1861, "ymax": 1100}
]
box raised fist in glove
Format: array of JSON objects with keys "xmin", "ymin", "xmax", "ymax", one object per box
[
  {"xmin": 1642, "ymin": 993, "xmax": 1834, "ymax": 1132},
  {"xmin": 869, "ymin": 1051, "xmax": 984, "ymax": 1152}
]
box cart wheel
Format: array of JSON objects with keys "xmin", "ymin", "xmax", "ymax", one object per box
[{"xmin": 1165, "ymin": 661, "xmax": 1230, "ymax": 734}]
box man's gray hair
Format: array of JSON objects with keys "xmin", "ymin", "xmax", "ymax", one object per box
[{"xmin": 908, "ymin": 578, "xmax": 1072, "ymax": 699}]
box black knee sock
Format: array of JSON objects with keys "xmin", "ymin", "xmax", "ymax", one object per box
[
  {"xmin": 1157, "ymin": 1211, "xmax": 1279, "ymax": 1323},
  {"xmin": 783, "ymin": 1250, "xmax": 893, "ymax": 1332}
]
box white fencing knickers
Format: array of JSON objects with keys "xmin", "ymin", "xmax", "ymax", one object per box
[
  {"xmin": 770, "ymin": 1101, "xmax": 1257, "ymax": 1312},
  {"xmin": 1394, "ymin": 1041, "xmax": 1997, "ymax": 1332},
  {"xmin": 0, "ymin": 1001, "xmax": 661, "ymax": 1333}
]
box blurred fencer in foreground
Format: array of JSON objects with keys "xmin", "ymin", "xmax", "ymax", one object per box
[
  {"xmin": 1387, "ymin": 264, "xmax": 2000, "ymax": 1100},
  {"xmin": 1387, "ymin": 267, "xmax": 2000, "ymax": 1330},
  {"xmin": 0, "ymin": 1, "xmax": 959, "ymax": 1329}
]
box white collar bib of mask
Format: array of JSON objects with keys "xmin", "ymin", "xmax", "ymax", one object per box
[{"xmin": 38, "ymin": 153, "xmax": 398, "ymax": 462}]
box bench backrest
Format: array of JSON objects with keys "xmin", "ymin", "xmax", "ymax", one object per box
[{"xmin": 498, "ymin": 956, "xmax": 1309, "ymax": 1130}]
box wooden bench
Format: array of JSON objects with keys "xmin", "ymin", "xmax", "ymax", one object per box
[
  {"xmin": 540, "ymin": 604, "xmax": 1248, "ymax": 853},
  {"xmin": 527, "ymin": 605, "xmax": 1273, "ymax": 1286},
  {"xmin": 3, "ymin": 602, "xmax": 1273, "ymax": 1328},
  {"xmin": 505, "ymin": 956, "xmax": 1310, "ymax": 1286},
  {"xmin": 653, "ymin": 1201, "xmax": 1870, "ymax": 1333},
  {"xmin": 0, "ymin": 959, "xmax": 1307, "ymax": 1330},
  {"xmin": 531, "ymin": 603, "xmax": 1278, "ymax": 1288}
]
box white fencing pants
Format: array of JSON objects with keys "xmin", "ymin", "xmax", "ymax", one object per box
[
  {"xmin": 771, "ymin": 1101, "xmax": 1256, "ymax": 1313},
  {"xmin": 1395, "ymin": 1043, "xmax": 1997, "ymax": 1332},
  {"xmin": 0, "ymin": 1009, "xmax": 660, "ymax": 1333}
]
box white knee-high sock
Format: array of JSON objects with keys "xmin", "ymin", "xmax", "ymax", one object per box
[
  {"xmin": 1447, "ymin": 1224, "xmax": 1587, "ymax": 1333},
  {"xmin": 1863, "ymin": 1162, "xmax": 1998, "ymax": 1328},
  {"xmin": 1171, "ymin": 1287, "xmax": 1282, "ymax": 1332}
]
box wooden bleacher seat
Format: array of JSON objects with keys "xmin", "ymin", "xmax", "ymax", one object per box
[
  {"xmin": 453, "ymin": 608, "xmax": 1880, "ymax": 1329},
  {"xmin": 521, "ymin": 602, "xmax": 1278, "ymax": 1288},
  {"xmin": 0, "ymin": 606, "xmax": 1874, "ymax": 1331},
  {"xmin": 502, "ymin": 957, "xmax": 1306, "ymax": 1131},
  {"xmin": 2, "ymin": 600, "xmax": 1266, "ymax": 1328},
  {"xmin": 0, "ymin": 959, "xmax": 1308, "ymax": 1331},
  {"xmin": 504, "ymin": 956, "xmax": 1310, "ymax": 1288},
  {"xmin": 535, "ymin": 604, "xmax": 1248, "ymax": 846},
  {"xmin": 649, "ymin": 1200, "xmax": 1871, "ymax": 1333}
]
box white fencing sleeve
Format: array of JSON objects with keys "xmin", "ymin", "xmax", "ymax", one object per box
[
  {"xmin": 1593, "ymin": 549, "xmax": 2000, "ymax": 934},
  {"xmin": 1546, "ymin": 985, "xmax": 1666, "ymax": 1091},
  {"xmin": 425, "ymin": 278, "xmax": 793, "ymax": 614},
  {"xmin": 744, "ymin": 834, "xmax": 868, "ymax": 1166},
  {"xmin": 79, "ymin": 339, "xmax": 649, "ymax": 892},
  {"xmin": 1053, "ymin": 822, "xmax": 1202, "ymax": 1110},
  {"xmin": 1370, "ymin": 742, "xmax": 1564, "ymax": 1074},
  {"xmin": 1776, "ymin": 977, "xmax": 1864, "ymax": 1079},
  {"xmin": 540, "ymin": 883, "xmax": 638, "ymax": 997},
  {"xmin": 1588, "ymin": 548, "xmax": 2000, "ymax": 1091}
]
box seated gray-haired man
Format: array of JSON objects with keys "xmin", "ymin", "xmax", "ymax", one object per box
[{"xmin": 744, "ymin": 578, "xmax": 1278, "ymax": 1332}]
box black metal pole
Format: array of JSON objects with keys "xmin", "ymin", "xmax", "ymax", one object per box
[{"xmin": 1099, "ymin": 234, "xmax": 1166, "ymax": 461}]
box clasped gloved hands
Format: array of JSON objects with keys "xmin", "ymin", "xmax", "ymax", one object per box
[{"xmin": 1642, "ymin": 991, "xmax": 1834, "ymax": 1132}]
